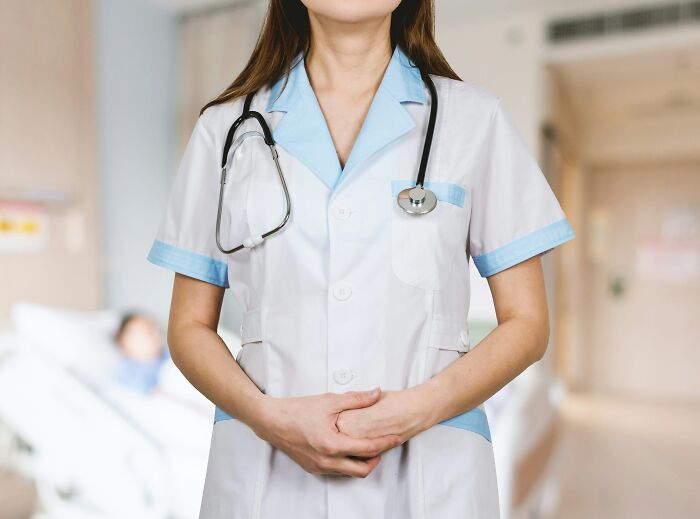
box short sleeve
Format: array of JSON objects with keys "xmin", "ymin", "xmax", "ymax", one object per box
[
  {"xmin": 468, "ymin": 98, "xmax": 575, "ymax": 278},
  {"xmin": 146, "ymin": 115, "xmax": 229, "ymax": 287}
]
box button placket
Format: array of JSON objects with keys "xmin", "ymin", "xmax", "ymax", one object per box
[{"xmin": 327, "ymin": 195, "xmax": 359, "ymax": 391}]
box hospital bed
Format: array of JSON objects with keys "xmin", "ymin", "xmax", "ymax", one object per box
[{"xmin": 0, "ymin": 303, "xmax": 240, "ymax": 519}]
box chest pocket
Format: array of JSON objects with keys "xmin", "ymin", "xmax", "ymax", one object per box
[{"xmin": 390, "ymin": 180, "xmax": 470, "ymax": 290}]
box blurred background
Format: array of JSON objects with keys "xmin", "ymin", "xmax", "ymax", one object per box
[{"xmin": 0, "ymin": 0, "xmax": 698, "ymax": 518}]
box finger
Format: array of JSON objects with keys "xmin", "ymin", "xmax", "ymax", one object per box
[
  {"xmin": 333, "ymin": 433, "xmax": 402, "ymax": 458},
  {"xmin": 324, "ymin": 455, "xmax": 382, "ymax": 478},
  {"xmin": 331, "ymin": 387, "xmax": 381, "ymax": 412}
]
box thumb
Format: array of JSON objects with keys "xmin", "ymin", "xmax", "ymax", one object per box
[{"xmin": 333, "ymin": 387, "xmax": 381, "ymax": 412}]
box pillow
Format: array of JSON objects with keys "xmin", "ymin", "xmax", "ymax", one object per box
[{"xmin": 10, "ymin": 302, "xmax": 123, "ymax": 383}]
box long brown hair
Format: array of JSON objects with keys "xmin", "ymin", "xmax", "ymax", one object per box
[{"xmin": 200, "ymin": 1, "xmax": 460, "ymax": 115}]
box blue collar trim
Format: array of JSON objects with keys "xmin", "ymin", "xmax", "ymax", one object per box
[
  {"xmin": 263, "ymin": 46, "xmax": 428, "ymax": 191},
  {"xmin": 266, "ymin": 45, "xmax": 426, "ymax": 113}
]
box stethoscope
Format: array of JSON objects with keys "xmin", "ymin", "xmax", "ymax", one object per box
[{"xmin": 216, "ymin": 67, "xmax": 439, "ymax": 255}]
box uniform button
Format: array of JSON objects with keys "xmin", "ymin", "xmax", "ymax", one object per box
[
  {"xmin": 333, "ymin": 368, "xmax": 353, "ymax": 385},
  {"xmin": 332, "ymin": 206, "xmax": 352, "ymax": 220},
  {"xmin": 332, "ymin": 283, "xmax": 352, "ymax": 301}
]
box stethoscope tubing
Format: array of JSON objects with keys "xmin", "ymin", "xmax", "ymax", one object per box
[
  {"xmin": 415, "ymin": 70, "xmax": 438, "ymax": 189},
  {"xmin": 216, "ymin": 64, "xmax": 438, "ymax": 254},
  {"xmin": 215, "ymin": 129, "xmax": 291, "ymax": 254}
]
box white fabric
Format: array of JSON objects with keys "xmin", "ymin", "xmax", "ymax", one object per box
[{"xmin": 149, "ymin": 50, "xmax": 573, "ymax": 519}]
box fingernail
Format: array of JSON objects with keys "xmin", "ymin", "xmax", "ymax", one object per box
[{"xmin": 368, "ymin": 387, "xmax": 380, "ymax": 397}]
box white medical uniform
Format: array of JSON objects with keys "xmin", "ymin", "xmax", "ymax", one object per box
[{"xmin": 148, "ymin": 45, "xmax": 575, "ymax": 519}]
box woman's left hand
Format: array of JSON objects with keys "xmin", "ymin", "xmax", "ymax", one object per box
[{"xmin": 336, "ymin": 386, "xmax": 435, "ymax": 443}]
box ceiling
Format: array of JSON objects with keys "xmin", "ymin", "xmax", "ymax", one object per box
[
  {"xmin": 556, "ymin": 45, "xmax": 700, "ymax": 122},
  {"xmin": 551, "ymin": 43, "xmax": 700, "ymax": 163}
]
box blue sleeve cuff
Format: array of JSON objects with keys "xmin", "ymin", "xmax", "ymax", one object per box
[
  {"xmin": 147, "ymin": 240, "xmax": 229, "ymax": 288},
  {"xmin": 214, "ymin": 406, "xmax": 234, "ymax": 423},
  {"xmin": 473, "ymin": 218, "xmax": 575, "ymax": 277}
]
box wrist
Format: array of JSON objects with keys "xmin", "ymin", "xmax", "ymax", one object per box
[
  {"xmin": 413, "ymin": 376, "xmax": 450, "ymax": 430},
  {"xmin": 247, "ymin": 393, "xmax": 282, "ymax": 441}
]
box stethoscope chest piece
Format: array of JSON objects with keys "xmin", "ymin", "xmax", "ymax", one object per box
[{"xmin": 397, "ymin": 186, "xmax": 437, "ymax": 214}]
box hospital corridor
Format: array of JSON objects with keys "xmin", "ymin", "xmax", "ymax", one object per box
[{"xmin": 1, "ymin": 1, "xmax": 699, "ymax": 518}]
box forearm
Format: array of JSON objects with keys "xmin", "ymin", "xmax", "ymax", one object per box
[
  {"xmin": 417, "ymin": 314, "xmax": 548, "ymax": 429},
  {"xmin": 169, "ymin": 320, "xmax": 405, "ymax": 479},
  {"xmin": 168, "ymin": 321, "xmax": 269, "ymax": 430}
]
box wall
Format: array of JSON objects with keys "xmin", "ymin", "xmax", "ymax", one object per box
[
  {"xmin": 543, "ymin": 66, "xmax": 587, "ymax": 387},
  {"xmin": 436, "ymin": 0, "xmax": 700, "ymax": 342},
  {"xmin": 538, "ymin": 2, "xmax": 700, "ymax": 388},
  {"xmin": 97, "ymin": 0, "xmax": 178, "ymax": 324},
  {"xmin": 100, "ymin": 0, "xmax": 264, "ymax": 332},
  {"xmin": 0, "ymin": 0, "xmax": 100, "ymax": 317},
  {"xmin": 0, "ymin": 0, "xmax": 180, "ymax": 325},
  {"xmin": 178, "ymin": 2, "xmax": 265, "ymax": 148},
  {"xmin": 583, "ymin": 160, "xmax": 700, "ymax": 399}
]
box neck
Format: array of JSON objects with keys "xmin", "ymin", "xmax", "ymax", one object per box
[{"xmin": 304, "ymin": 13, "xmax": 393, "ymax": 97}]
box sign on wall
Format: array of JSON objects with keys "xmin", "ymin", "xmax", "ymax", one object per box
[{"xmin": 0, "ymin": 200, "xmax": 50, "ymax": 253}]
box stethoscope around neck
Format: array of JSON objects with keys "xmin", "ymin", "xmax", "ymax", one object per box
[{"xmin": 215, "ymin": 69, "xmax": 439, "ymax": 255}]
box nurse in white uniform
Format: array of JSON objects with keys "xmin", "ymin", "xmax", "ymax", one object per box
[{"xmin": 148, "ymin": 1, "xmax": 575, "ymax": 518}]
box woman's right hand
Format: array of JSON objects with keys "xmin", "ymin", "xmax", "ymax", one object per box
[{"xmin": 250, "ymin": 387, "xmax": 402, "ymax": 478}]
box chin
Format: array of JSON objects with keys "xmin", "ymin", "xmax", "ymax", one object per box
[{"xmin": 302, "ymin": 0, "xmax": 401, "ymax": 24}]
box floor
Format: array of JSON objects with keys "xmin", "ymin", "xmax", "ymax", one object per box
[
  {"xmin": 549, "ymin": 392, "xmax": 700, "ymax": 519},
  {"xmin": 0, "ymin": 470, "xmax": 35, "ymax": 519}
]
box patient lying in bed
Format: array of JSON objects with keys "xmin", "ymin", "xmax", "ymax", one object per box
[
  {"xmin": 113, "ymin": 312, "xmax": 170, "ymax": 394},
  {"xmin": 0, "ymin": 302, "xmax": 226, "ymax": 518}
]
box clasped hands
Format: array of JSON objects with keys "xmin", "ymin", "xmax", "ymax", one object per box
[{"xmin": 251, "ymin": 386, "xmax": 437, "ymax": 478}]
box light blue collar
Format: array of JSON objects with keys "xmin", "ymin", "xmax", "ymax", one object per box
[{"xmin": 265, "ymin": 45, "xmax": 427, "ymax": 191}]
